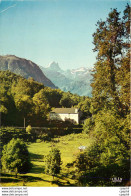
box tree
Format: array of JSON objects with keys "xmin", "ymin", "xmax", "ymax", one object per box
[
  {"xmin": 77, "ymin": 109, "xmax": 130, "ymax": 186},
  {"xmin": 1, "ymin": 138, "xmax": 31, "ymax": 176},
  {"xmin": 14, "ymin": 94, "xmax": 33, "ymax": 127},
  {"xmin": 83, "ymin": 117, "xmax": 94, "ymax": 134},
  {"xmin": 0, "ymin": 84, "xmax": 9, "ymax": 126},
  {"xmin": 27, "ymin": 77, "xmax": 44, "ymax": 97},
  {"xmin": 91, "ymin": 6, "xmax": 130, "ymax": 115},
  {"xmin": 32, "ymin": 89, "xmax": 50, "ymax": 119},
  {"xmin": 116, "ymin": 4, "xmax": 130, "ymax": 115},
  {"xmin": 42, "ymin": 87, "xmax": 62, "ymax": 108},
  {"xmin": 77, "ymin": 97, "xmax": 91, "ymax": 119},
  {"xmin": 11, "ymin": 77, "xmax": 32, "ymax": 97},
  {"xmin": 45, "ymin": 148, "xmax": 62, "ymax": 179},
  {"xmin": 75, "ymin": 145, "xmax": 100, "ymax": 186},
  {"xmin": 59, "ymin": 92, "xmax": 78, "ymax": 108},
  {"xmin": 78, "ymin": 5, "xmax": 130, "ymax": 186}
]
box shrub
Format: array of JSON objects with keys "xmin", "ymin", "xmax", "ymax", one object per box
[
  {"xmin": 1, "ymin": 138, "xmax": 31, "ymax": 175},
  {"xmin": 75, "ymin": 111, "xmax": 130, "ymax": 186},
  {"xmin": 0, "ymin": 127, "xmax": 29, "ymax": 151},
  {"xmin": 26, "ymin": 125, "xmax": 32, "ymax": 134},
  {"xmin": 83, "ymin": 118, "xmax": 94, "ymax": 134},
  {"xmin": 36, "ymin": 139, "xmax": 41, "ymax": 143},
  {"xmin": 44, "ymin": 148, "xmax": 62, "ymax": 178}
]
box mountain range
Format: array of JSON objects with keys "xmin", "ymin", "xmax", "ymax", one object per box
[
  {"xmin": 0, "ymin": 55, "xmax": 56, "ymax": 89},
  {"xmin": 40, "ymin": 62, "xmax": 92, "ymax": 96},
  {"xmin": 0, "ymin": 55, "xmax": 92, "ymax": 96}
]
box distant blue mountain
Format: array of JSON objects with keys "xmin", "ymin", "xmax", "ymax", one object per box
[{"xmin": 40, "ymin": 62, "xmax": 92, "ymax": 97}]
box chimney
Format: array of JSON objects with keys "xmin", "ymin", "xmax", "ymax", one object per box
[{"xmin": 75, "ymin": 108, "xmax": 78, "ymax": 113}]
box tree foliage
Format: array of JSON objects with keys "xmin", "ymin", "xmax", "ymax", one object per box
[
  {"xmin": 77, "ymin": 111, "xmax": 130, "ymax": 186},
  {"xmin": 77, "ymin": 97, "xmax": 91, "ymax": 119},
  {"xmin": 60, "ymin": 92, "xmax": 81, "ymax": 108},
  {"xmin": 91, "ymin": 5, "xmax": 130, "ymax": 116},
  {"xmin": 0, "ymin": 68, "xmax": 93, "ymax": 127},
  {"xmin": 32, "ymin": 89, "xmax": 50, "ymax": 118},
  {"xmin": 78, "ymin": 5, "xmax": 130, "ymax": 186},
  {"xmin": 1, "ymin": 138, "xmax": 31, "ymax": 174},
  {"xmin": 44, "ymin": 148, "xmax": 62, "ymax": 177},
  {"xmin": 0, "ymin": 70, "xmax": 87, "ymax": 126}
]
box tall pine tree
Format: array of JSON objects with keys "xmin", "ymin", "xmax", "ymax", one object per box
[{"xmin": 91, "ymin": 5, "xmax": 130, "ymax": 116}]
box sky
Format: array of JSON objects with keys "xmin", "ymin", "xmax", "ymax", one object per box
[{"xmin": 0, "ymin": 0, "xmax": 129, "ymax": 70}]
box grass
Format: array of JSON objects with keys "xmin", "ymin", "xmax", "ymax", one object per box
[{"xmin": 1, "ymin": 132, "xmax": 90, "ymax": 187}]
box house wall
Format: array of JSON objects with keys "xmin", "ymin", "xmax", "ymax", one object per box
[{"xmin": 50, "ymin": 113, "xmax": 79, "ymax": 124}]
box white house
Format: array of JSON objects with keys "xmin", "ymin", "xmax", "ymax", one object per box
[{"xmin": 50, "ymin": 108, "xmax": 82, "ymax": 124}]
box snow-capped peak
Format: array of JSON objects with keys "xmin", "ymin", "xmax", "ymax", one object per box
[{"xmin": 71, "ymin": 67, "xmax": 89, "ymax": 75}]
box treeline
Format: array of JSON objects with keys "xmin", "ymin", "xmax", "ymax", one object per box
[
  {"xmin": 75, "ymin": 5, "xmax": 130, "ymax": 186},
  {"xmin": 0, "ymin": 70, "xmax": 91, "ymax": 127}
]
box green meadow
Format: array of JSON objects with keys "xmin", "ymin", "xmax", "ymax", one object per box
[{"xmin": 1, "ymin": 133, "xmax": 90, "ymax": 187}]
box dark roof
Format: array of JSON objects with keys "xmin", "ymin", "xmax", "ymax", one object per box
[{"xmin": 51, "ymin": 108, "xmax": 79, "ymax": 114}]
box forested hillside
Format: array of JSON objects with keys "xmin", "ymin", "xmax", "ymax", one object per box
[{"xmin": 0, "ymin": 70, "xmax": 91, "ymax": 127}]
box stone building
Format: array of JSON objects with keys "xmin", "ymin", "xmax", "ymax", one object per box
[{"xmin": 50, "ymin": 108, "xmax": 82, "ymax": 124}]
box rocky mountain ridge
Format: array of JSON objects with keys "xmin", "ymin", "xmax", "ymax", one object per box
[
  {"xmin": 0, "ymin": 55, "xmax": 57, "ymax": 89},
  {"xmin": 0, "ymin": 55, "xmax": 92, "ymax": 96}
]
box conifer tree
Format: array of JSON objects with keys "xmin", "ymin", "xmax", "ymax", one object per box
[
  {"xmin": 91, "ymin": 5, "xmax": 130, "ymax": 115},
  {"xmin": 45, "ymin": 148, "xmax": 61, "ymax": 179}
]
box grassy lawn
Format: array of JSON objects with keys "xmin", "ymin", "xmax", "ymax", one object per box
[{"xmin": 1, "ymin": 133, "xmax": 90, "ymax": 187}]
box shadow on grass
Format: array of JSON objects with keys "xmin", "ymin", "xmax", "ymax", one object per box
[
  {"xmin": 21, "ymin": 174, "xmax": 55, "ymax": 185},
  {"xmin": 52, "ymin": 178, "xmax": 77, "ymax": 187},
  {"xmin": 1, "ymin": 172, "xmax": 77, "ymax": 186},
  {"xmin": 1, "ymin": 172, "xmax": 50, "ymax": 184},
  {"xmin": 1, "ymin": 173, "xmax": 19, "ymax": 182},
  {"xmin": 1, "ymin": 173, "xmax": 15, "ymax": 177},
  {"xmin": 30, "ymin": 165, "xmax": 44, "ymax": 174},
  {"xmin": 51, "ymin": 174, "xmax": 77, "ymax": 187},
  {"xmin": 21, "ymin": 175, "xmax": 44, "ymax": 182},
  {"xmin": 1, "ymin": 177, "xmax": 20, "ymax": 183},
  {"xmin": 30, "ymin": 153, "xmax": 44, "ymax": 161}
]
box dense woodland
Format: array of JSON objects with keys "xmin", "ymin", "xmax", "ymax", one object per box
[
  {"xmin": 0, "ymin": 5, "xmax": 130, "ymax": 186},
  {"xmin": 0, "ymin": 70, "xmax": 90, "ymax": 127}
]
